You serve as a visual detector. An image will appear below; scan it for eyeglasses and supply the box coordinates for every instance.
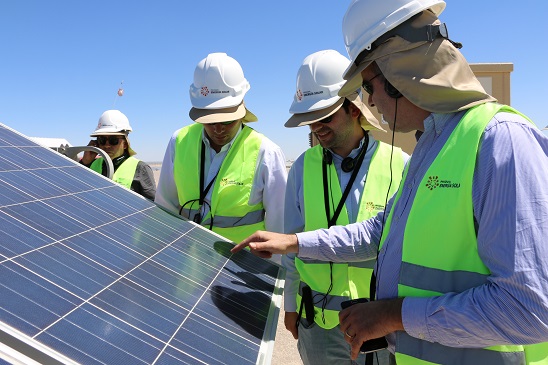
[210,120,237,126]
[97,136,123,146]
[362,73,383,95]
[318,115,333,124]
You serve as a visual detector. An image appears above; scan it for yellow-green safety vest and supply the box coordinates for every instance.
[90,156,139,189]
[380,103,547,365]
[296,141,404,329]
[173,123,265,243]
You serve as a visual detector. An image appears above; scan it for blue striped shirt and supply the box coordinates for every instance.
[296,110,548,351]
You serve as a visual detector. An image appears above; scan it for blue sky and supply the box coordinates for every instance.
[1,1,547,162]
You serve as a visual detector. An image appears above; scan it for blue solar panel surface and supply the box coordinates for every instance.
[0,124,283,364]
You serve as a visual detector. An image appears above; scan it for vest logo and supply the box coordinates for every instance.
[201,86,209,96]
[426,175,461,190]
[220,178,243,187]
[365,201,385,212]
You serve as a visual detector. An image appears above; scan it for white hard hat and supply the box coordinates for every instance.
[289,50,350,115]
[286,50,382,131]
[189,52,251,109]
[343,0,446,65]
[90,110,132,136]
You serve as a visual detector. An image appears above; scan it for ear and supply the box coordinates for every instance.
[349,102,361,119]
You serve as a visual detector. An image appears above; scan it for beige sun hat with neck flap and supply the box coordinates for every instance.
[339,10,496,113]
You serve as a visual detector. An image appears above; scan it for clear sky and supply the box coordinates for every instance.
[1,1,547,163]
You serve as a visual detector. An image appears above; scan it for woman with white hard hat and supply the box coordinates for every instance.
[155,52,287,245]
[81,110,156,200]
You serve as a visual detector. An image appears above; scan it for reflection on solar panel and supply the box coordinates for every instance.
[0,124,284,365]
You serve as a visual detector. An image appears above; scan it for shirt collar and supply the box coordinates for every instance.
[423,112,458,135]
[112,152,129,168]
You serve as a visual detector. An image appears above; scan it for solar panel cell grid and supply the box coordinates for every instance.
[0,124,283,364]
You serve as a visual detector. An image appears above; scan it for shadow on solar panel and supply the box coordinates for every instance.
[0,124,284,365]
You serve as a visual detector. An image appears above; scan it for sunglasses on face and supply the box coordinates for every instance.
[318,115,333,124]
[362,73,383,95]
[97,136,123,146]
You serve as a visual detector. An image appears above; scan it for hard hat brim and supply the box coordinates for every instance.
[339,61,372,97]
[285,93,385,132]
[189,102,258,124]
[90,130,128,137]
[285,98,344,128]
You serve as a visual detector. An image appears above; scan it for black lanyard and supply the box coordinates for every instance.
[322,134,369,228]
[199,141,221,204]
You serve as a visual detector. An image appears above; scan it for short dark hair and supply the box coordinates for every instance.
[342,97,352,113]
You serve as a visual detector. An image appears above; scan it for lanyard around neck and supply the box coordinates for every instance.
[199,142,220,205]
[322,134,369,227]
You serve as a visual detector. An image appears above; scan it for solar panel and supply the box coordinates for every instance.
[0,124,284,365]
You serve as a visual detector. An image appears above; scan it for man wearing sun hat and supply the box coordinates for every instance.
[81,109,156,200]
[155,52,287,244]
[281,49,408,365]
[231,1,548,364]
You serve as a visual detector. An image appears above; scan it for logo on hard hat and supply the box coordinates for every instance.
[201,86,210,97]
[296,89,303,101]
[303,90,324,97]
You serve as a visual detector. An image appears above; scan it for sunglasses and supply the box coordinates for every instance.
[362,73,383,95]
[97,136,123,146]
[318,115,333,124]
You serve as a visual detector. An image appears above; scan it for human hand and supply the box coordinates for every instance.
[81,140,98,165]
[284,311,299,339]
[230,231,299,258]
[339,298,404,360]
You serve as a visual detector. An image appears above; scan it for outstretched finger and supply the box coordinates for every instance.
[230,240,250,254]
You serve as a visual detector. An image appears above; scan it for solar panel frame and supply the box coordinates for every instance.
[0,123,284,365]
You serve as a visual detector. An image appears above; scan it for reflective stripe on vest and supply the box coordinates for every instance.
[173,123,265,243]
[180,208,264,228]
[381,103,536,364]
[296,141,404,329]
[90,156,139,189]
[396,333,527,365]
